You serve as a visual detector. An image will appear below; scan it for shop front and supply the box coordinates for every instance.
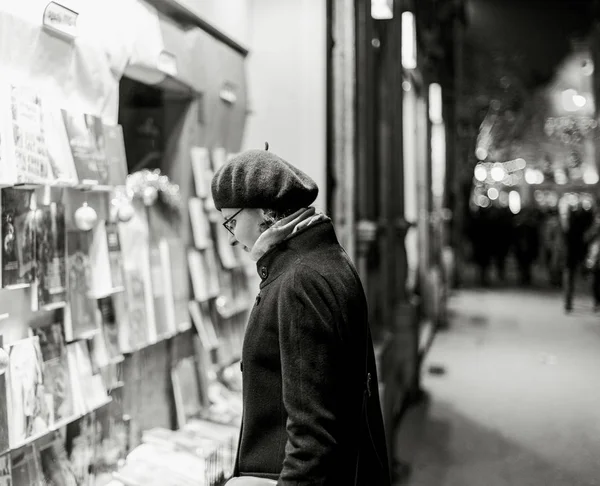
[0,0,253,483]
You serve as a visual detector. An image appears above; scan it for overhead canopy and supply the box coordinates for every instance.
[119,0,201,96]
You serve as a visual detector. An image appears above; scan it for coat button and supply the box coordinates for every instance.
[260,266,268,279]
[240,361,243,372]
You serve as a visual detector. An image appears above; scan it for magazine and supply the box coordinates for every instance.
[190,147,211,198]
[0,453,11,486]
[118,206,156,347]
[105,223,124,290]
[189,198,211,250]
[61,110,107,185]
[6,337,50,448]
[88,220,113,298]
[30,317,75,426]
[66,414,96,486]
[1,188,35,288]
[10,445,42,486]
[167,239,191,332]
[34,201,67,309]
[171,357,203,429]
[103,124,128,187]
[38,433,78,486]
[6,84,52,184]
[0,337,8,455]
[65,231,98,341]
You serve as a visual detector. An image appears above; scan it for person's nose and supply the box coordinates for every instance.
[228,233,238,246]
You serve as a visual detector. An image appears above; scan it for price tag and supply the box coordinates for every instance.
[42,2,78,40]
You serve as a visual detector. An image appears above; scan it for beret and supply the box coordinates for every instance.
[211,149,318,211]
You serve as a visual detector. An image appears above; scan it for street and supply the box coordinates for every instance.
[395,288,600,486]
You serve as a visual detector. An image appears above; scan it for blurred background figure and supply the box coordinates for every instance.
[584,206,600,311]
[513,206,541,286]
[560,200,594,312]
[540,208,564,287]
[488,204,513,283]
[467,207,494,286]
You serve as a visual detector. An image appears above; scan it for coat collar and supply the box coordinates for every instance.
[255,219,339,287]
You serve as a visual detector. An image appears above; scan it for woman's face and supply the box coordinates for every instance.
[221,208,263,252]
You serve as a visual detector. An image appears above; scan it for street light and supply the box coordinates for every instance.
[402,11,417,69]
[429,83,443,124]
[371,0,393,19]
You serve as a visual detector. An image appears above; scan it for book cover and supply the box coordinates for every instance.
[118,207,157,346]
[8,84,52,184]
[171,357,203,429]
[103,124,129,187]
[214,221,238,269]
[65,413,96,486]
[0,453,11,486]
[94,390,128,486]
[34,202,67,309]
[190,147,211,198]
[10,445,42,486]
[111,290,137,355]
[38,434,78,486]
[70,341,109,413]
[121,264,152,351]
[65,231,98,342]
[204,247,221,299]
[89,313,111,375]
[61,110,106,185]
[211,147,226,172]
[1,188,35,288]
[189,301,219,353]
[105,223,124,290]
[168,239,191,332]
[158,240,177,338]
[42,98,79,184]
[188,198,211,250]
[188,249,210,302]
[98,296,124,363]
[149,241,174,340]
[88,220,113,298]
[6,337,51,448]
[30,318,75,426]
[0,338,7,456]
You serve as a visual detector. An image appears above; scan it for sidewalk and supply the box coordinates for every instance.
[393,288,600,486]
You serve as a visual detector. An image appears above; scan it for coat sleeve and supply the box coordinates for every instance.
[277,265,343,486]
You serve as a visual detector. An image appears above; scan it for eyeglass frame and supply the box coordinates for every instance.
[222,208,244,235]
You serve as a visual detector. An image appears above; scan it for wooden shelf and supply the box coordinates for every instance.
[10,398,113,452]
[90,286,126,300]
[8,182,115,193]
[39,301,67,312]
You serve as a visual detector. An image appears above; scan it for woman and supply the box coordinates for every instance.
[211,148,390,486]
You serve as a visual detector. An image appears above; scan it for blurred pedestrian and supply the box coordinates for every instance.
[540,208,563,287]
[560,202,593,312]
[584,209,600,311]
[513,207,540,286]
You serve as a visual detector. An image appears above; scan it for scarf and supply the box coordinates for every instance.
[249,207,329,261]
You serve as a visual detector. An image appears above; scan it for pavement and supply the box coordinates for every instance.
[393,287,600,486]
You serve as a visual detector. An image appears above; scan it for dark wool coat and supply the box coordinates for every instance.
[234,220,391,486]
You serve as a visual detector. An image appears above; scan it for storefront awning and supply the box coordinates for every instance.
[122,0,201,96]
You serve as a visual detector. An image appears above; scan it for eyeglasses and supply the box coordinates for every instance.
[222,208,244,236]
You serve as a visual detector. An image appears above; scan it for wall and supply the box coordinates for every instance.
[242,0,328,211]
[169,0,251,48]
